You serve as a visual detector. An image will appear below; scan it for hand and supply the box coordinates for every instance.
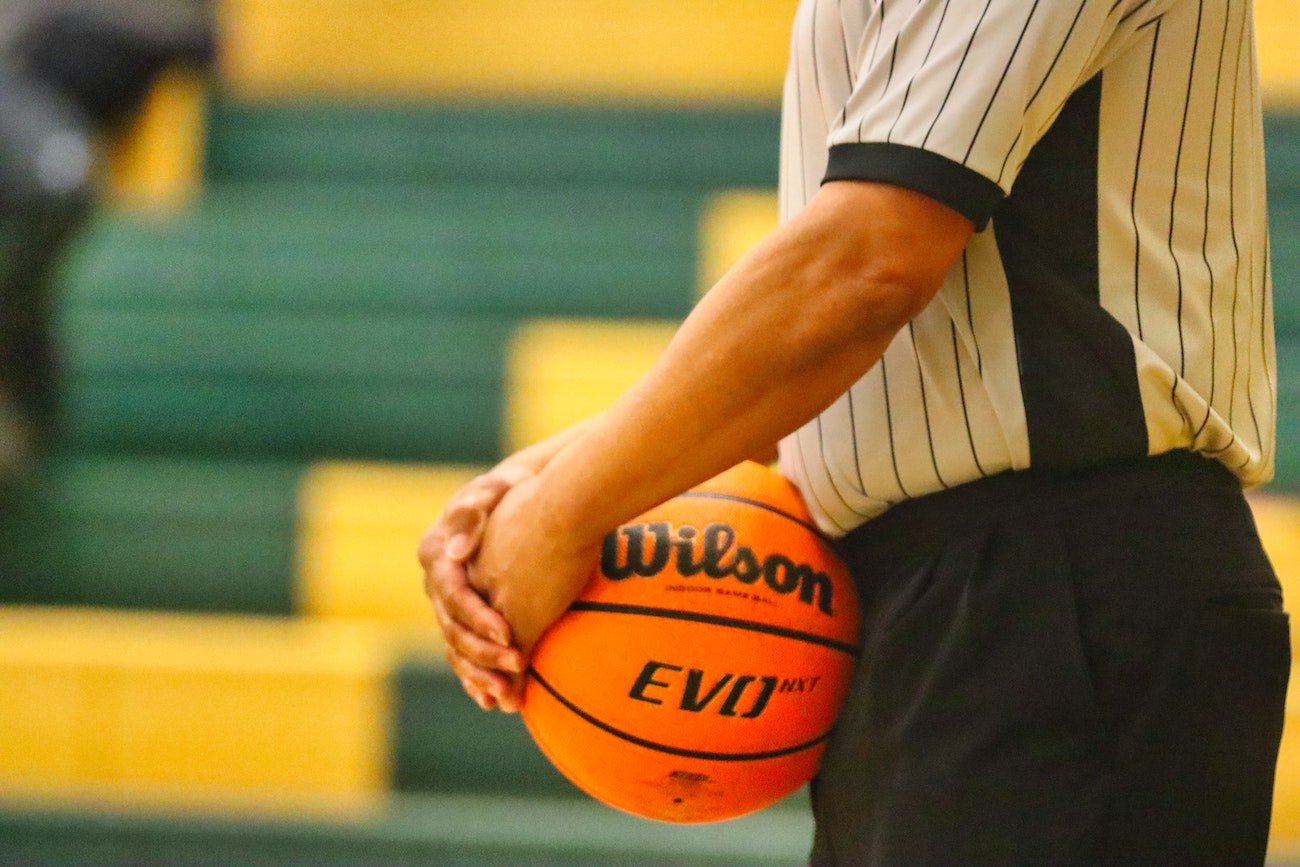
[468,475,605,710]
[418,464,534,711]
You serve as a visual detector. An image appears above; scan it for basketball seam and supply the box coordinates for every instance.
[676,491,823,536]
[567,601,860,657]
[527,667,833,762]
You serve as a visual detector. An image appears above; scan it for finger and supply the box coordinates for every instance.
[460,672,495,711]
[442,517,485,562]
[421,466,531,558]
[495,673,526,714]
[415,523,448,572]
[424,552,512,642]
[448,656,495,710]
[441,469,534,561]
[446,650,506,711]
[433,558,514,646]
[442,475,514,531]
[435,593,522,710]
[421,538,462,602]
[447,645,517,707]
[441,614,524,674]
[444,481,521,555]
[415,482,503,570]
[422,520,479,568]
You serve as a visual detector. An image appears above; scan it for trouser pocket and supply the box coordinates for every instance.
[1105,584,1291,867]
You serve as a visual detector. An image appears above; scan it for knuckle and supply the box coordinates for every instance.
[443,511,485,542]
[441,618,473,651]
[471,475,510,501]
[441,625,465,657]
[454,495,493,521]
[482,471,517,492]
[461,637,500,671]
[441,505,473,528]
[442,587,483,625]
[416,524,449,564]
[416,538,437,569]
[447,658,481,695]
[450,476,492,505]
[428,594,451,628]
[432,560,469,594]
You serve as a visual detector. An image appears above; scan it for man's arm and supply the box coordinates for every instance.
[420,410,780,709]
[464,179,973,709]
[417,415,607,708]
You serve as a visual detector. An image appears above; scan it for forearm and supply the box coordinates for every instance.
[533,287,896,545]
[498,415,602,476]
[503,413,777,477]
[528,182,971,548]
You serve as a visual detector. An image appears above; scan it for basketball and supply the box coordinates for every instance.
[520,461,861,824]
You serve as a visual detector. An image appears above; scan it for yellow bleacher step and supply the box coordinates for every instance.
[108,69,207,211]
[1274,673,1300,840]
[1263,492,1300,844]
[1250,493,1300,643]
[698,190,780,298]
[217,0,1296,106]
[295,472,1300,637]
[0,607,434,805]
[505,319,677,452]
[219,0,796,103]
[296,318,680,629]
[1255,0,1300,106]
[298,462,481,628]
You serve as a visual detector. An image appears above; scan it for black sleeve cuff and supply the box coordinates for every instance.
[823,143,1005,230]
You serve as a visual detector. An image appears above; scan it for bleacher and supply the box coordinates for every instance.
[0,0,1297,863]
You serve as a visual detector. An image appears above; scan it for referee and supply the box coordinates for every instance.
[420,0,1290,862]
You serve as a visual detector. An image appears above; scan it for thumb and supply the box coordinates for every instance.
[488,463,536,488]
[445,532,474,561]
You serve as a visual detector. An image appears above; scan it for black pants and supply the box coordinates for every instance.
[812,451,1292,866]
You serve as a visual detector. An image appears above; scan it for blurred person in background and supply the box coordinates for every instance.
[0,0,214,486]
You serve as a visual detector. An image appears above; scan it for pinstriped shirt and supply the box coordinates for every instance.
[776,0,1277,536]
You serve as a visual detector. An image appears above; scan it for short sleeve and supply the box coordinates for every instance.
[824,0,1164,229]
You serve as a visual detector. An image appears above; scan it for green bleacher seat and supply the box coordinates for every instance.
[0,794,814,867]
[1266,112,1300,194]
[1278,340,1300,488]
[58,310,509,460]
[1265,112,1299,342]
[60,186,700,319]
[1272,196,1300,337]
[392,661,577,798]
[205,101,780,192]
[0,457,298,614]
[61,379,501,461]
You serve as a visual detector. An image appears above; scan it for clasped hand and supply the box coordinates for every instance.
[418,466,602,712]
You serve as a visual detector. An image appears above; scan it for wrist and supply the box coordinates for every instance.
[529,460,614,557]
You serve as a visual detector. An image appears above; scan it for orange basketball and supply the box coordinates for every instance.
[521,461,861,824]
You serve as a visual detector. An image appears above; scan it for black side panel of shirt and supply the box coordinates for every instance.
[994,73,1150,469]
